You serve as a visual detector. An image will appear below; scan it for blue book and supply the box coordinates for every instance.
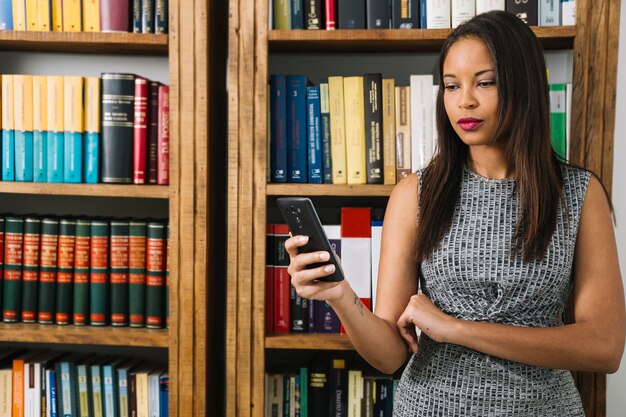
[159,374,169,417]
[0,0,12,29]
[286,75,308,183]
[290,0,303,28]
[63,131,82,183]
[306,86,322,184]
[91,363,105,417]
[319,82,332,184]
[117,363,130,417]
[103,363,119,417]
[269,75,287,183]
[2,129,14,180]
[84,132,99,183]
[420,0,427,28]
[49,369,58,417]
[47,132,64,182]
[33,130,47,182]
[15,131,33,181]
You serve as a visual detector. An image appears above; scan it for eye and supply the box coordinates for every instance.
[477,80,496,88]
[444,84,459,91]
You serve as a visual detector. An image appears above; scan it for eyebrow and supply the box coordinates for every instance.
[443,69,495,79]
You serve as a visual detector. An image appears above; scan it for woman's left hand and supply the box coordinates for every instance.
[397,293,460,352]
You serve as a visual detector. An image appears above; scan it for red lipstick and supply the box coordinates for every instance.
[458,117,484,131]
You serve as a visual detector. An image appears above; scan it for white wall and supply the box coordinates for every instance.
[607,1,626,415]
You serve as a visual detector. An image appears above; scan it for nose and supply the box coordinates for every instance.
[458,88,478,109]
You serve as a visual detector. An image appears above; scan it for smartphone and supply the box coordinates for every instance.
[276,197,345,282]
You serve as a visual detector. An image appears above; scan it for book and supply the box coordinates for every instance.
[426,0,451,28]
[273,224,290,333]
[382,79,396,185]
[392,0,420,28]
[286,75,308,183]
[37,218,59,324]
[328,358,347,417]
[157,85,170,185]
[0,0,13,29]
[539,0,560,25]
[308,355,328,417]
[101,73,135,183]
[289,283,308,333]
[83,0,100,31]
[90,220,110,326]
[102,361,119,417]
[566,82,572,161]
[20,217,40,323]
[63,76,84,183]
[343,76,366,185]
[24,0,36,30]
[324,0,336,29]
[269,75,288,183]
[100,0,130,32]
[347,369,362,417]
[265,224,274,333]
[147,81,160,184]
[341,208,372,310]
[72,219,91,325]
[1,75,14,181]
[129,221,147,327]
[363,73,383,184]
[306,86,323,184]
[475,0,505,14]
[3,217,24,323]
[91,360,105,417]
[561,0,575,25]
[148,369,162,417]
[318,82,332,184]
[410,74,434,171]
[55,225,76,323]
[46,75,64,183]
[451,0,475,27]
[337,0,365,29]
[146,222,166,329]
[75,359,91,417]
[314,225,341,333]
[395,85,411,179]
[328,76,347,184]
[273,0,290,29]
[14,74,34,182]
[133,77,149,184]
[110,221,130,326]
[51,0,62,31]
[84,77,101,184]
[155,0,167,33]
[12,0,26,30]
[361,377,375,417]
[371,220,382,312]
[132,0,141,32]
[366,0,390,28]
[549,83,567,161]
[62,0,81,31]
[304,0,322,29]
[0,218,4,314]
[505,0,538,25]
[265,374,283,417]
[290,0,303,28]
[142,0,155,33]
[374,378,393,417]
[33,75,47,182]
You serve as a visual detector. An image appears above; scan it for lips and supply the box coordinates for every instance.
[457,117,484,131]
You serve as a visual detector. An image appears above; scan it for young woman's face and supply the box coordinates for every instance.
[442,37,500,147]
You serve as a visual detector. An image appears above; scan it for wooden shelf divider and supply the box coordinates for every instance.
[265,334,354,350]
[266,183,395,197]
[0,182,170,199]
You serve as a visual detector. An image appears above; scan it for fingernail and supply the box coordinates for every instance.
[299,236,308,243]
[324,265,335,273]
[319,252,329,261]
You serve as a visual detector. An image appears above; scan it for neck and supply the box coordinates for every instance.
[466,146,513,179]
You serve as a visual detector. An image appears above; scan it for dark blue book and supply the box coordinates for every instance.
[306,86,322,184]
[337,0,365,29]
[420,0,426,29]
[155,0,168,33]
[319,83,332,184]
[392,0,420,28]
[286,75,308,183]
[367,0,391,28]
[290,0,304,28]
[270,75,288,183]
[159,374,169,417]
[315,225,341,332]
[374,378,394,417]
[0,0,13,29]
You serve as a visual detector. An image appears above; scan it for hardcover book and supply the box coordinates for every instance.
[505,0,538,25]
[549,83,567,161]
[155,0,167,33]
[51,0,62,31]
[90,220,110,326]
[273,224,290,333]
[270,75,288,183]
[133,77,149,184]
[46,75,64,183]
[132,0,141,32]
[341,208,372,309]
[83,0,100,31]
[147,81,160,184]
[539,0,560,26]
[286,75,308,183]
[319,82,332,183]
[0,0,13,29]
[410,74,434,171]
[475,0,505,14]
[63,76,84,183]
[1,74,15,181]
[382,79,396,185]
[324,0,336,28]
[392,0,420,28]
[142,0,155,33]
[84,77,101,184]
[56,219,77,325]
[73,219,91,325]
[273,0,290,29]
[110,221,130,326]
[395,85,411,179]
[3,217,24,322]
[366,0,390,28]
[304,0,322,29]
[33,75,47,182]
[37,0,52,30]
[100,0,130,32]
[62,0,82,31]
[363,73,383,184]
[306,85,323,184]
[561,0,575,25]
[146,222,166,328]
[343,76,366,185]
[20,217,40,323]
[328,76,347,184]
[451,0,475,28]
[129,221,147,327]
[426,0,451,28]
[337,0,365,29]
[157,85,170,185]
[13,74,34,182]
[290,0,303,28]
[37,218,59,324]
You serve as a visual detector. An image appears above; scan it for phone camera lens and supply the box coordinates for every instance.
[289,205,297,214]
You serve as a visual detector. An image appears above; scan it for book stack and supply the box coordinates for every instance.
[0,0,168,33]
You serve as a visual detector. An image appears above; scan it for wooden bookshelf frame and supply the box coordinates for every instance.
[0,182,170,199]
[228,0,621,416]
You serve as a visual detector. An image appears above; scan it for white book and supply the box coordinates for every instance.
[475,0,505,15]
[24,362,41,417]
[432,85,439,156]
[451,0,475,27]
[148,370,161,417]
[328,76,347,184]
[539,0,560,26]
[370,221,382,312]
[410,75,435,171]
[347,370,363,417]
[561,0,576,25]
[0,369,12,417]
[566,83,572,161]
[426,0,451,28]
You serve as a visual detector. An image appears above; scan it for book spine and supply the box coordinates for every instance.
[166,223,170,327]
[324,0,335,29]
[12,359,25,417]
[306,86,322,184]
[475,0,505,14]
[110,221,130,326]
[33,75,47,182]
[290,0,303,28]
[136,372,149,417]
[133,78,149,184]
[76,364,90,417]
[63,76,84,183]
[265,224,274,333]
[12,0,26,30]
[304,0,322,29]
[21,217,40,323]
[273,0,290,30]
[366,0,390,28]
[46,76,64,183]
[0,218,4,314]
[157,85,170,185]
[343,76,366,185]
[3,216,24,322]
[451,0,475,27]
[328,76,346,184]
[37,218,59,324]
[539,0,560,25]
[421,0,427,27]
[341,208,372,309]
[289,282,306,332]
[363,74,383,184]
[132,0,141,32]
[102,365,117,417]
[146,222,165,328]
[117,367,129,417]
[382,79,396,185]
[370,220,383,311]
[1,74,14,181]
[410,75,434,171]
[347,370,362,417]
[24,0,36,30]
[155,0,167,33]
[505,0,538,25]
[91,365,104,417]
[550,83,567,161]
[337,0,365,28]
[286,75,308,183]
[129,221,147,327]
[392,0,420,28]
[129,373,136,417]
[49,369,58,417]
[561,0,576,25]
[82,0,100,31]
[90,220,110,326]
[14,74,34,182]
[62,0,81,31]
[395,86,411,179]
[56,219,77,325]
[51,0,61,31]
[72,219,91,325]
[101,73,135,183]
[426,0,451,28]
[327,359,347,417]
[142,0,155,33]
[269,75,288,183]
[272,224,290,333]
[316,225,341,333]
[100,0,130,32]
[146,82,160,184]
[84,77,101,184]
[0,0,13,29]
[158,375,168,417]
[319,82,332,184]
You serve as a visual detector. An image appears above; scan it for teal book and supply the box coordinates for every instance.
[33,75,49,182]
[14,75,34,182]
[63,76,84,183]
[15,130,34,181]
[1,74,15,181]
[63,130,83,183]
[33,130,47,182]
[549,83,567,161]
[103,362,119,417]
[84,77,101,184]
[47,131,64,182]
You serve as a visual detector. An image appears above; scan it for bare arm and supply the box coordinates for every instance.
[398,175,626,373]
[287,175,421,374]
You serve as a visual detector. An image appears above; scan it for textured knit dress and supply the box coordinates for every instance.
[393,165,590,416]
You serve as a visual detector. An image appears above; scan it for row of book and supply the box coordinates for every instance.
[0,349,168,417]
[0,73,170,185]
[0,216,169,328]
[269,73,571,185]
[0,0,168,34]
[265,356,398,417]
[271,0,576,30]
[266,208,380,334]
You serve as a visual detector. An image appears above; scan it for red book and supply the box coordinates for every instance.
[273,224,290,333]
[100,0,130,32]
[147,81,160,184]
[265,224,275,333]
[157,85,170,185]
[325,0,336,29]
[133,77,149,184]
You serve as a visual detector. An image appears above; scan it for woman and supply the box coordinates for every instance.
[285,11,625,415]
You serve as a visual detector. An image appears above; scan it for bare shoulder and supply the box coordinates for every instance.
[384,173,420,234]
[388,173,419,208]
[581,174,612,219]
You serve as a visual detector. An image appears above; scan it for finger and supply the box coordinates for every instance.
[284,235,308,257]
[293,250,331,269]
[290,263,337,285]
[397,317,419,352]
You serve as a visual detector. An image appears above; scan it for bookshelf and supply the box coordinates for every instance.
[228,0,621,416]
[0,0,227,415]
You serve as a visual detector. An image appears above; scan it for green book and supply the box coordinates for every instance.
[56,219,77,325]
[3,216,24,323]
[549,83,567,161]
[145,222,166,329]
[273,0,291,29]
[37,218,59,324]
[21,217,41,323]
[299,366,308,417]
[73,219,91,325]
[129,221,147,327]
[90,220,110,326]
[110,221,130,326]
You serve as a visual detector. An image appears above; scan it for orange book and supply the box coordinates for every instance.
[12,357,25,417]
[51,0,62,31]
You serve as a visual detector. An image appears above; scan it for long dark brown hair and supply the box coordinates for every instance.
[416,11,563,263]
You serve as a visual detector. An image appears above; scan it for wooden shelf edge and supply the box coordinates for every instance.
[265,334,354,350]
[267,183,395,197]
[0,182,170,199]
[0,31,168,55]
[0,323,169,348]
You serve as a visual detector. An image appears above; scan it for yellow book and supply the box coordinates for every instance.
[82,0,99,31]
[343,76,366,185]
[46,76,64,133]
[12,0,26,31]
[37,0,51,30]
[136,371,149,417]
[382,78,396,185]
[62,0,81,31]
[25,0,37,31]
[64,76,83,133]
[395,85,411,179]
[84,77,100,134]
[13,75,33,133]
[2,75,13,131]
[51,0,62,31]
[33,76,47,132]
[327,76,347,184]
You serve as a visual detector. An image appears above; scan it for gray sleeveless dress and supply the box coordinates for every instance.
[393,165,589,416]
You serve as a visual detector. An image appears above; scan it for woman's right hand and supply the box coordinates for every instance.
[285,235,347,302]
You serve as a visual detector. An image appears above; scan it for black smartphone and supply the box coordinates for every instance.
[276,197,345,282]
